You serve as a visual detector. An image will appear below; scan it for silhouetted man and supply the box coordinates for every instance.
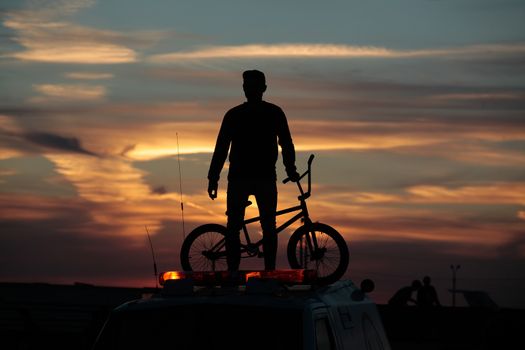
[417,275,441,307]
[388,280,422,306]
[207,70,299,271]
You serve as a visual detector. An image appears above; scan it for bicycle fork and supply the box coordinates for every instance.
[299,219,326,269]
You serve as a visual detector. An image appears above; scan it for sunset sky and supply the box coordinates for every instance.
[1,0,524,308]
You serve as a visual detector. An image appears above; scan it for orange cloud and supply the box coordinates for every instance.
[2,146,521,261]
[301,182,524,250]
[9,44,137,64]
[67,120,218,160]
[4,2,137,64]
[5,108,522,165]
[92,114,520,159]
[41,153,224,238]
[47,154,151,202]
[397,142,525,166]
[31,84,106,102]
[148,43,525,62]
[2,102,524,168]
[65,72,115,80]
[407,183,525,205]
[314,182,525,206]
[0,148,27,160]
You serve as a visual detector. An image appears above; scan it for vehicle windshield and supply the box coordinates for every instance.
[94,304,303,350]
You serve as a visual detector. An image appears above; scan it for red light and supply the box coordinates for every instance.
[246,269,317,284]
[159,269,317,286]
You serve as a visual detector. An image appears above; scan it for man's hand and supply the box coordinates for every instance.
[208,180,218,200]
[287,170,300,182]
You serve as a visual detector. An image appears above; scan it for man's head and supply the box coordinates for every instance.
[243,70,266,101]
[411,280,422,290]
[423,276,431,286]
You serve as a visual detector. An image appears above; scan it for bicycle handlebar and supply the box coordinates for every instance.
[282,154,315,185]
[308,154,315,166]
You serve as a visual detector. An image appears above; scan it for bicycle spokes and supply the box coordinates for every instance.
[309,233,341,277]
[187,231,227,271]
[287,223,349,284]
[298,236,309,269]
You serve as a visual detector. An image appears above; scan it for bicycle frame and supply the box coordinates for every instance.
[242,200,307,246]
[182,154,349,282]
[239,154,319,257]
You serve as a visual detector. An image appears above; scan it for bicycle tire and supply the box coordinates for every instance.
[180,224,228,272]
[287,222,349,285]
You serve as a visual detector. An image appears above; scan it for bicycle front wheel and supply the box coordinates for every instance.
[287,222,349,285]
[180,224,228,271]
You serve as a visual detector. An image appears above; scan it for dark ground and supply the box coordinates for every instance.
[378,304,524,349]
[1,282,523,349]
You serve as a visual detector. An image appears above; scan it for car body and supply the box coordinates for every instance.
[92,272,391,350]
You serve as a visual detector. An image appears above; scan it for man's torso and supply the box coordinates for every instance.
[226,101,284,181]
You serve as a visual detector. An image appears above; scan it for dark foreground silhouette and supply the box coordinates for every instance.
[388,280,422,306]
[1,282,524,350]
[418,275,441,307]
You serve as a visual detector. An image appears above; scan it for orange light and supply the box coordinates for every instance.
[245,271,262,281]
[159,271,185,285]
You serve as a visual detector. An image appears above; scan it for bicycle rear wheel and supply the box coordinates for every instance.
[180,224,228,271]
[287,222,349,285]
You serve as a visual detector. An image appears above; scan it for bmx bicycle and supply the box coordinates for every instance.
[180,154,349,284]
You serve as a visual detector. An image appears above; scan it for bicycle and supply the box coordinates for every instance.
[180,154,349,284]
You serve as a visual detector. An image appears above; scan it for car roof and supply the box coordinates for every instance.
[111,280,374,313]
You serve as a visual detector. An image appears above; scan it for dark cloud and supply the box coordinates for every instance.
[497,230,525,259]
[277,77,525,115]
[2,116,99,157]
[119,144,136,158]
[0,105,94,117]
[24,132,97,156]
[151,185,168,195]
[0,218,153,284]
[0,213,191,287]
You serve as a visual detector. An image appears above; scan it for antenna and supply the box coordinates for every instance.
[176,132,186,240]
[145,225,159,289]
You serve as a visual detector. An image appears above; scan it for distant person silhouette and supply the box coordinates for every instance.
[388,280,422,306]
[208,70,299,271]
[417,275,441,307]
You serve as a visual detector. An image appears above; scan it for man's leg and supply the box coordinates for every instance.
[254,181,278,270]
[226,180,249,271]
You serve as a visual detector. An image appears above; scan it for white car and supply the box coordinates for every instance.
[92,270,391,350]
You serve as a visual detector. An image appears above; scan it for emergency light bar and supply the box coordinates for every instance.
[159,269,317,286]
